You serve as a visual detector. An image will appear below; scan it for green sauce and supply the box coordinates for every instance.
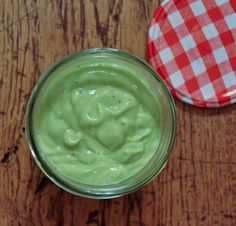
[32,53,162,185]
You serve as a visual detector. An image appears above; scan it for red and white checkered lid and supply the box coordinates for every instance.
[147,0,236,107]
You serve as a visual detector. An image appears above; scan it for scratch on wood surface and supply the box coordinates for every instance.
[35,177,49,194]
[0,137,21,164]
[0,0,54,33]
[91,0,123,46]
[86,209,99,225]
[176,157,236,166]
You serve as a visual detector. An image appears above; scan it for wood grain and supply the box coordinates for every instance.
[0,0,236,225]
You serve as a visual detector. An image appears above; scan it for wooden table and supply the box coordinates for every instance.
[1,0,236,225]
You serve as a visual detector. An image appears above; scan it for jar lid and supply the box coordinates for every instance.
[147,0,236,107]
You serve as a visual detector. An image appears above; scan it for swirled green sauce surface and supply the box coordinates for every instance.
[32,53,162,185]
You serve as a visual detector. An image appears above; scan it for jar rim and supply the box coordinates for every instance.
[25,48,177,199]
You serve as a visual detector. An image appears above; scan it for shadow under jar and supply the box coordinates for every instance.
[25,48,176,199]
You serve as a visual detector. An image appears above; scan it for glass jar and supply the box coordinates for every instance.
[25,48,176,199]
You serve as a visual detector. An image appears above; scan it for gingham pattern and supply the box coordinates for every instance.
[148,0,236,107]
